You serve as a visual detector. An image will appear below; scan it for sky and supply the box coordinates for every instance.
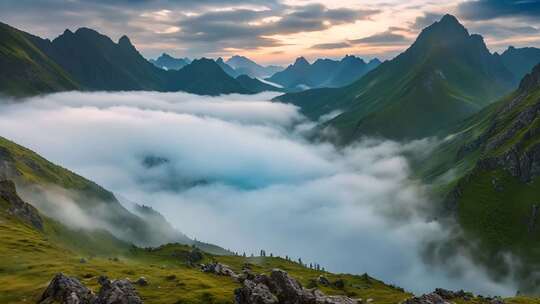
[1,0,540,65]
[0,91,522,296]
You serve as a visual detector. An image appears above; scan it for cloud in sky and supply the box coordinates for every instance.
[1,0,539,64]
[0,91,522,296]
[458,0,540,21]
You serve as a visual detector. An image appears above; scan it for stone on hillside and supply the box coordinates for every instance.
[38,273,96,304]
[235,279,279,304]
[202,262,238,279]
[318,275,330,286]
[234,269,357,304]
[135,277,149,286]
[96,276,143,304]
[403,293,450,304]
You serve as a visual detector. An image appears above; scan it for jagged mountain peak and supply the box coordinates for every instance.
[118,35,132,46]
[294,56,310,66]
[414,14,470,48]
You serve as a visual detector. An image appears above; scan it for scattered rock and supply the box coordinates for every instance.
[39,273,143,304]
[80,258,88,264]
[135,277,149,286]
[235,269,357,304]
[235,279,279,304]
[403,293,450,304]
[318,275,330,286]
[96,276,143,304]
[202,262,238,279]
[38,273,96,304]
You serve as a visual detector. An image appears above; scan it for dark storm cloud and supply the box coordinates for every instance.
[458,0,540,20]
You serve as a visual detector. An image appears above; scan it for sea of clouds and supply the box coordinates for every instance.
[0,91,517,296]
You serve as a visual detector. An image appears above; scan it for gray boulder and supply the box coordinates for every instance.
[202,262,239,279]
[95,276,143,304]
[38,273,96,304]
[235,269,356,304]
[403,293,450,304]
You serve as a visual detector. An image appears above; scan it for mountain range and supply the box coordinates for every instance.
[276,15,540,142]
[150,53,191,70]
[0,22,268,96]
[267,55,381,90]
[226,55,283,78]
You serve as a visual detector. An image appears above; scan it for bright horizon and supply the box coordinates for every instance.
[1,0,540,65]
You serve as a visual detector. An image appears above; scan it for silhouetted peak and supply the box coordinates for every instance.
[118,35,133,47]
[294,57,310,66]
[439,14,461,27]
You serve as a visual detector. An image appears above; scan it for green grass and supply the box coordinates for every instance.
[0,206,410,304]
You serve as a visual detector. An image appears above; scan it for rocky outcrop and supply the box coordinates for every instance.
[403,293,450,304]
[38,273,143,304]
[96,276,143,304]
[202,262,239,279]
[38,273,96,304]
[235,269,357,304]
[0,180,43,230]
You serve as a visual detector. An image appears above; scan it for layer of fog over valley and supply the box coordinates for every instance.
[0,91,517,296]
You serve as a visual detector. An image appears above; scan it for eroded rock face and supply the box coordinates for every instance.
[235,269,357,304]
[0,180,43,230]
[39,274,143,304]
[38,273,96,304]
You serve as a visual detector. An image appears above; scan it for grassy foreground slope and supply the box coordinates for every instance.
[0,187,409,304]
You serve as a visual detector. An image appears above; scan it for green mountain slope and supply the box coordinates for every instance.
[0,22,79,96]
[0,135,193,247]
[415,63,540,293]
[0,22,252,96]
[276,15,516,141]
[0,163,409,304]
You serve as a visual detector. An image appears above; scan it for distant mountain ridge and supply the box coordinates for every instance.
[0,23,253,96]
[276,14,527,142]
[267,55,380,90]
[150,53,190,70]
[225,55,283,78]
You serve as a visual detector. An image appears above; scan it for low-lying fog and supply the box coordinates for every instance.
[0,91,516,296]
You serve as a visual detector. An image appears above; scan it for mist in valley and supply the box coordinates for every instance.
[0,91,519,296]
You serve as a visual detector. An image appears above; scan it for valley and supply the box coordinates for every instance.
[1,3,540,304]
